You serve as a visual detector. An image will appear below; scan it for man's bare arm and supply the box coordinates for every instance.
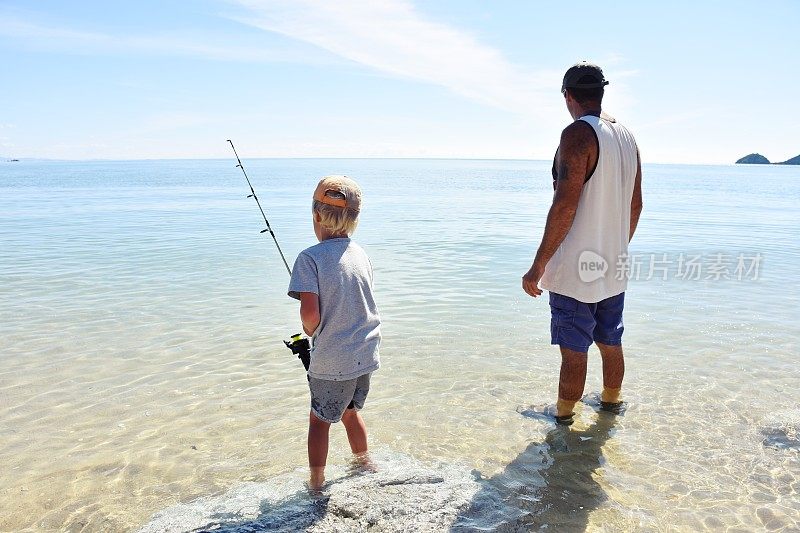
[522,122,596,297]
[629,149,643,242]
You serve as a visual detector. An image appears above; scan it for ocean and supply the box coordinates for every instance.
[1,158,798,531]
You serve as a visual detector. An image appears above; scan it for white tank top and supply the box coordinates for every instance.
[539,114,639,303]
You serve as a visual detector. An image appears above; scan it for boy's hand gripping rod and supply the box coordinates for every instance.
[227,139,311,371]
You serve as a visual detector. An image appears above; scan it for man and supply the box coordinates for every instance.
[522,62,643,425]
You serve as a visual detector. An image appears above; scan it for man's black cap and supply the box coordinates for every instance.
[562,61,609,91]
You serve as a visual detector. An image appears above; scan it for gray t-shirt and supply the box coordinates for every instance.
[288,238,381,381]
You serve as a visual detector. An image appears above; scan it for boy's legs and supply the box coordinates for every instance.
[306,373,372,488]
[342,372,371,456]
[341,408,368,455]
[308,411,330,490]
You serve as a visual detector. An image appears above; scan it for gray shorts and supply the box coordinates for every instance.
[309,373,371,423]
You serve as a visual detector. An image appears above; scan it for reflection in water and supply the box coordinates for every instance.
[455,411,617,532]
[761,422,800,451]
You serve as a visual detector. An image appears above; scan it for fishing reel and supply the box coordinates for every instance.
[284,333,311,372]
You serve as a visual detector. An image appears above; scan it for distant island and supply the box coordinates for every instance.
[736,153,800,165]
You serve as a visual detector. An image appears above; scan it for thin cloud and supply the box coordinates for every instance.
[0,13,333,64]
[1,3,565,119]
[229,0,557,117]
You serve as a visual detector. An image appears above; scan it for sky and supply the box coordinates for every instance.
[0,0,798,164]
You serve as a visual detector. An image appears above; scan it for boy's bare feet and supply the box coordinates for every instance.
[352,451,377,473]
[309,467,325,492]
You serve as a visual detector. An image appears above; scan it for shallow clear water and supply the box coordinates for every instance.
[1,158,798,531]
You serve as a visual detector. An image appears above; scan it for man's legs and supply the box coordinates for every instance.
[557,346,588,418]
[593,293,626,407]
[596,341,624,404]
[549,292,593,422]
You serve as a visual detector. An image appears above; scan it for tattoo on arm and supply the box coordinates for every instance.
[535,123,596,266]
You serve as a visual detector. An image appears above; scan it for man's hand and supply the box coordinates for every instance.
[522,260,546,298]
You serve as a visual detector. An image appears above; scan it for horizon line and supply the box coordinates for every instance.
[1,156,754,166]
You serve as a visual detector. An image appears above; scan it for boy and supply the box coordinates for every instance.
[287,175,381,491]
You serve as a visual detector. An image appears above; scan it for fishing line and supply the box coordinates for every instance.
[227,139,311,372]
[227,139,292,276]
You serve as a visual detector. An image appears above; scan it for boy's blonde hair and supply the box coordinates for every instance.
[312,175,362,236]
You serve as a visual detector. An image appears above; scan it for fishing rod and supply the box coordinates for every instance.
[227,139,292,276]
[227,139,310,372]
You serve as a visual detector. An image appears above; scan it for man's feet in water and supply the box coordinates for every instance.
[555,398,577,425]
[517,403,576,426]
[599,401,625,415]
[581,392,627,415]
[554,413,575,426]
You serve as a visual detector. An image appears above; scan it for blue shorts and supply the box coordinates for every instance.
[549,292,625,353]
